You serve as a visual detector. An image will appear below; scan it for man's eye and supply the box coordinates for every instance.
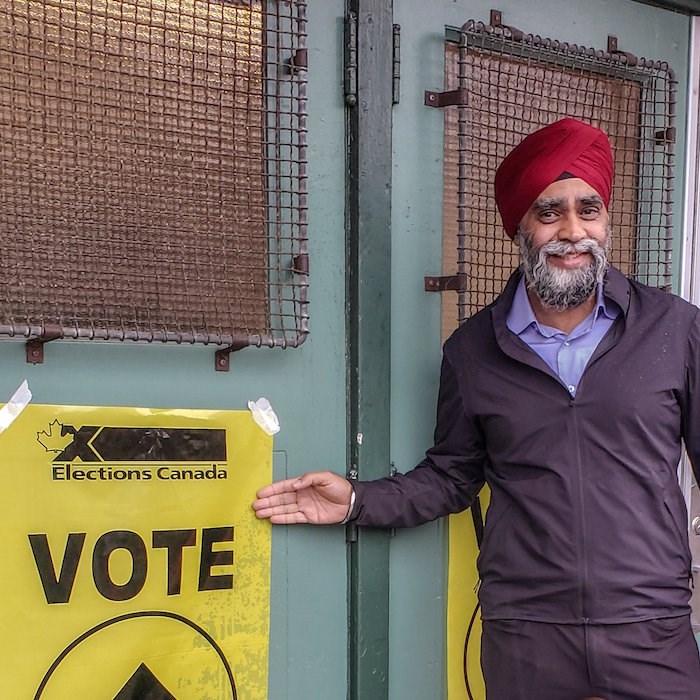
[581,207,600,218]
[540,210,557,221]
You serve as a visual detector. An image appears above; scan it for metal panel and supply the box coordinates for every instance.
[0,1,349,699]
[388,3,690,700]
[446,20,677,326]
[0,0,308,350]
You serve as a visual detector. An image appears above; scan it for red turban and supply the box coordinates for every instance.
[494,118,614,238]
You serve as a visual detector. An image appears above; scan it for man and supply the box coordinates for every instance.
[253,118,700,699]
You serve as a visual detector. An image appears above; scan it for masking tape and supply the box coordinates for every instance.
[248,397,280,436]
[0,380,32,434]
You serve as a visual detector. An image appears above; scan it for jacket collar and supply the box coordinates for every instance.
[600,265,631,317]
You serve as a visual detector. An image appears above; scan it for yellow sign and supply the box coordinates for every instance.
[0,404,272,699]
[447,491,489,700]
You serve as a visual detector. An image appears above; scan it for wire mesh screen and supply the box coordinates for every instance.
[441,21,675,336]
[0,0,308,348]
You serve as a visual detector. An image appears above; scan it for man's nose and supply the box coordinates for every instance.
[558,212,587,242]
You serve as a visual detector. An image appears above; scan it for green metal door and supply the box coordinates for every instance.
[0,1,350,698]
[0,1,692,699]
[386,1,691,699]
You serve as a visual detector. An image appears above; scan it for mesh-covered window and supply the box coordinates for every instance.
[0,0,307,349]
[441,21,675,339]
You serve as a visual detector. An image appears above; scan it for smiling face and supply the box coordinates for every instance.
[517,177,611,311]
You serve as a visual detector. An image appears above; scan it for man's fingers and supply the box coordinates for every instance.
[252,491,298,512]
[294,471,338,489]
[253,477,308,523]
[255,477,302,499]
[256,472,339,500]
[254,501,308,524]
[254,500,298,516]
[270,511,309,525]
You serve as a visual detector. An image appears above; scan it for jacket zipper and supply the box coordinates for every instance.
[570,394,590,622]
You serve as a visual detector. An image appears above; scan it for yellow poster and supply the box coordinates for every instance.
[0,404,272,700]
[447,492,489,700]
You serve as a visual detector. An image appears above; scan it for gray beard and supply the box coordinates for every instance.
[519,231,610,311]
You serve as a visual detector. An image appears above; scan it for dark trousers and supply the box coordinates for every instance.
[481,616,700,700]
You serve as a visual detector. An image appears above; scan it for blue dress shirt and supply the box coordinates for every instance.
[506,278,620,396]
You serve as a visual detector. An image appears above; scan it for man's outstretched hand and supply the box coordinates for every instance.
[252,471,353,525]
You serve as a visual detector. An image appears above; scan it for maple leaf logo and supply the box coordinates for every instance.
[37,419,73,454]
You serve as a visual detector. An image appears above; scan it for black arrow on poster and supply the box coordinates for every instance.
[114,663,177,699]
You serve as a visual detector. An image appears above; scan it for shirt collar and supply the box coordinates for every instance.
[506,277,618,337]
[507,277,538,335]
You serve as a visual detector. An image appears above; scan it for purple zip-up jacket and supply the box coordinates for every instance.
[351,267,700,624]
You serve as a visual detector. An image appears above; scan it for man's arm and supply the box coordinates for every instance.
[349,354,486,527]
[253,352,487,528]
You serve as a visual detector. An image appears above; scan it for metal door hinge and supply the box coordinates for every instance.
[344,12,358,107]
[424,274,468,292]
[392,24,401,105]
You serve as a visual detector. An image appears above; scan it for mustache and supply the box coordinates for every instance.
[537,238,603,257]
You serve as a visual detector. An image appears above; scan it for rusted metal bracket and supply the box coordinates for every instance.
[490,9,524,41]
[287,48,308,74]
[292,253,309,275]
[424,88,468,108]
[655,127,676,145]
[26,324,62,364]
[424,274,468,292]
[607,36,638,67]
[424,11,524,109]
[215,341,247,372]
